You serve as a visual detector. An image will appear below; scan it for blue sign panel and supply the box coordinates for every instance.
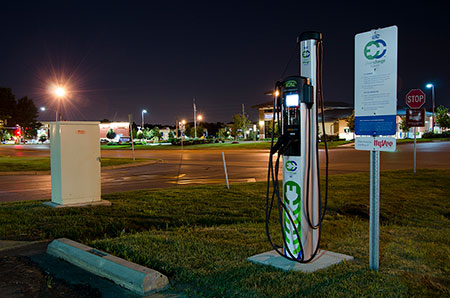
[355,115,396,136]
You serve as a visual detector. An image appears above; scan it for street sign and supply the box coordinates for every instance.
[354,25,398,136]
[406,108,425,127]
[406,89,426,109]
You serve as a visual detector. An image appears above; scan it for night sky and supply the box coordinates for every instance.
[1,1,448,125]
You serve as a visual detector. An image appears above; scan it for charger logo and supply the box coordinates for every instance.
[302,50,310,58]
[364,39,387,60]
[285,80,297,88]
[286,160,298,172]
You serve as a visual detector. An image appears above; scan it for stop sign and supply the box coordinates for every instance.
[406,89,426,109]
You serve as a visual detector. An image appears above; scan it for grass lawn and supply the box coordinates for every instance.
[101,140,353,151]
[396,137,450,144]
[0,169,448,297]
[0,156,150,172]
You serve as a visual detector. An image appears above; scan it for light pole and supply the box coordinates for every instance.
[141,109,147,129]
[54,87,65,121]
[40,106,56,121]
[193,98,197,138]
[426,83,435,132]
[180,119,186,149]
[197,114,203,137]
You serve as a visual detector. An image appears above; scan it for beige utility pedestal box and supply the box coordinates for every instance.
[46,121,110,208]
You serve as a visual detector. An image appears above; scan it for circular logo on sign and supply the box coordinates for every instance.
[286,160,298,172]
[302,50,310,58]
[364,39,387,60]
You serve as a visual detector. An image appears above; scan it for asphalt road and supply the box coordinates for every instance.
[1,142,450,202]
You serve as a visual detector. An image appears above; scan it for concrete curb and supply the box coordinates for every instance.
[0,170,51,176]
[43,200,112,208]
[47,238,169,296]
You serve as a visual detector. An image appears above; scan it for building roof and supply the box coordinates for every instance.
[318,108,353,122]
[252,100,353,112]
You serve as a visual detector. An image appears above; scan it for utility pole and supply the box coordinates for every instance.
[193,98,197,138]
[242,104,246,139]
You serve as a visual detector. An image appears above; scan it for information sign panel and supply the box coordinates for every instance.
[406,108,425,127]
[354,26,398,136]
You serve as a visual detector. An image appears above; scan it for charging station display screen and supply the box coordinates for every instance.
[285,94,299,107]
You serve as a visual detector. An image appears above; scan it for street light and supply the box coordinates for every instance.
[259,120,265,139]
[193,98,197,138]
[141,109,147,129]
[40,106,59,121]
[53,86,66,121]
[426,83,435,132]
[55,87,65,97]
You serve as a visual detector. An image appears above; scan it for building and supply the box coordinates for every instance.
[99,122,130,140]
[252,101,353,140]
[253,100,438,140]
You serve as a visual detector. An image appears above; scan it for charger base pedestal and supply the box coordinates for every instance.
[247,249,353,273]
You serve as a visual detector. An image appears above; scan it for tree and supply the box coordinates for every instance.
[345,110,355,132]
[0,89,40,138]
[106,128,116,139]
[0,130,12,142]
[435,106,450,130]
[149,127,161,141]
[231,113,251,139]
[399,116,410,134]
[0,87,16,126]
[143,127,162,141]
[39,134,47,143]
[168,130,175,141]
[12,96,40,138]
[136,130,144,139]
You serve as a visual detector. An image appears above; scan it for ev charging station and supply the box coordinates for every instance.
[248,32,353,271]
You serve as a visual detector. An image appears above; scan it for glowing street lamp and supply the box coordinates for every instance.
[426,83,435,131]
[141,109,147,129]
[54,86,66,121]
[55,87,65,97]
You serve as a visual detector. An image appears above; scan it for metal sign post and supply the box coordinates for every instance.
[369,150,380,270]
[413,127,416,173]
[354,25,398,270]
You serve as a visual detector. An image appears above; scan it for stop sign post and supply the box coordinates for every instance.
[406,89,426,109]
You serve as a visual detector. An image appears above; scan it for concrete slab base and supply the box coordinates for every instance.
[47,238,169,296]
[247,249,353,273]
[43,200,111,208]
